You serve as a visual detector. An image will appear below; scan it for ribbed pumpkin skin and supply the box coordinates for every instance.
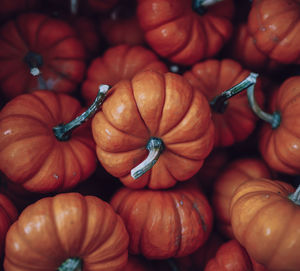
[212,158,271,238]
[137,0,234,65]
[259,76,300,175]
[0,90,96,193]
[230,179,299,271]
[82,44,168,104]
[0,194,18,258]
[183,59,264,147]
[110,181,213,259]
[4,193,129,271]
[0,13,86,100]
[92,70,215,189]
[247,0,300,64]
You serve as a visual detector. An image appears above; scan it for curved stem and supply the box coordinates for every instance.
[167,259,181,271]
[53,84,111,141]
[192,0,223,14]
[247,84,281,129]
[288,184,300,205]
[58,258,82,271]
[210,72,258,113]
[70,0,79,15]
[131,137,164,179]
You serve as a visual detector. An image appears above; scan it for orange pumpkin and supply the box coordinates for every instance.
[0,13,86,100]
[183,59,264,147]
[247,0,300,64]
[230,178,299,270]
[212,158,271,238]
[248,76,300,175]
[110,180,213,259]
[0,194,18,258]
[4,192,129,271]
[137,0,234,65]
[92,70,215,189]
[82,44,168,104]
[0,89,105,193]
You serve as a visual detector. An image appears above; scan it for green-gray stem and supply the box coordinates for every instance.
[247,84,281,129]
[210,72,258,113]
[192,0,223,14]
[53,84,111,141]
[167,259,181,271]
[131,137,164,179]
[288,184,300,205]
[70,0,79,15]
[58,258,82,271]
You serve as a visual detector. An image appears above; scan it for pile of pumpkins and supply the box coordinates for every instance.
[0,0,300,270]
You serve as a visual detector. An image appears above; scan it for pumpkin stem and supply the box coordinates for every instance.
[192,0,223,14]
[53,84,111,141]
[288,185,300,205]
[210,72,258,114]
[70,0,79,15]
[167,259,180,271]
[58,257,82,271]
[131,137,164,179]
[23,51,48,89]
[247,84,281,129]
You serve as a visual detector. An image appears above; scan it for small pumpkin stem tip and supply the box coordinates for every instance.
[193,0,223,14]
[70,0,79,15]
[131,137,164,179]
[288,184,300,205]
[53,84,111,141]
[58,257,82,271]
[210,72,258,113]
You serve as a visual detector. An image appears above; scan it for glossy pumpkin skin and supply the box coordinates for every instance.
[82,44,168,104]
[247,0,300,64]
[0,194,18,258]
[110,181,213,259]
[0,90,96,193]
[4,192,129,271]
[0,13,86,100]
[226,23,280,72]
[212,158,271,238]
[137,0,234,65]
[183,59,264,147]
[230,178,299,271]
[92,70,215,189]
[259,76,300,175]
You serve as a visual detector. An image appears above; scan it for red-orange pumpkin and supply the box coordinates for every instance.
[183,59,264,147]
[212,158,271,238]
[0,194,18,258]
[92,70,215,189]
[0,13,86,100]
[110,180,213,259]
[82,44,168,104]
[247,0,300,64]
[230,178,299,271]
[0,90,97,193]
[0,0,38,21]
[137,0,234,65]
[4,192,129,271]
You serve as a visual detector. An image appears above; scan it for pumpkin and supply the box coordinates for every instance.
[0,194,18,259]
[0,0,38,21]
[0,88,109,193]
[124,255,151,271]
[4,192,129,271]
[230,178,299,271]
[226,23,281,72]
[87,0,119,12]
[110,180,213,259]
[0,13,86,100]
[212,158,271,238]
[183,59,264,147]
[248,76,300,175]
[204,239,269,271]
[82,44,168,105]
[247,0,300,64]
[92,70,215,189]
[175,233,223,271]
[137,0,234,65]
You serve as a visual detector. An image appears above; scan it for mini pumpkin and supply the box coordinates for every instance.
[92,70,215,189]
[110,180,213,259]
[4,192,129,271]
